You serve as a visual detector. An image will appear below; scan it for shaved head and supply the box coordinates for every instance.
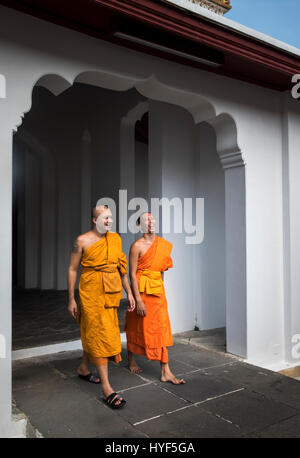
[137,212,151,226]
[92,204,108,220]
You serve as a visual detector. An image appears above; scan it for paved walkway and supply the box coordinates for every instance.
[12,338,300,438]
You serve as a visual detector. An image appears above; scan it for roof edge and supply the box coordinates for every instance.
[162,0,300,58]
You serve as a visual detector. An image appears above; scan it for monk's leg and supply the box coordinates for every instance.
[77,352,100,383]
[96,363,124,406]
[160,362,185,385]
[127,350,143,374]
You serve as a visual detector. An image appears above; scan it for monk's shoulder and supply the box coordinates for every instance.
[76,232,91,246]
[108,231,121,240]
[130,239,140,250]
[130,239,143,255]
[157,236,173,252]
[108,231,122,246]
[76,232,95,250]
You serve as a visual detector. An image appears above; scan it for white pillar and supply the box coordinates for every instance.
[196,122,226,330]
[207,114,247,358]
[224,164,247,357]
[149,101,196,333]
[282,95,300,364]
[81,129,92,234]
[148,101,163,205]
[24,147,40,288]
[40,147,56,290]
[13,139,26,288]
[120,101,149,254]
[0,126,13,437]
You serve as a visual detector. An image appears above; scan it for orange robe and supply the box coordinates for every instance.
[79,231,127,365]
[125,235,173,363]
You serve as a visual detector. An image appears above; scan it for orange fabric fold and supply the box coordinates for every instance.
[89,354,122,366]
[125,235,173,363]
[79,231,127,362]
[127,342,169,363]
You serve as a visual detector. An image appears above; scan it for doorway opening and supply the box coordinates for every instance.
[12,82,145,351]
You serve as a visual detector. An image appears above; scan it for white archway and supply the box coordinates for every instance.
[1,67,247,437]
[207,114,246,357]
[28,70,246,356]
[120,101,150,252]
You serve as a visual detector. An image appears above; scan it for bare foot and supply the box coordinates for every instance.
[128,363,143,374]
[161,372,186,385]
[128,352,143,374]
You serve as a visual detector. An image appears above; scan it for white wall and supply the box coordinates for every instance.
[282,95,300,365]
[196,122,226,330]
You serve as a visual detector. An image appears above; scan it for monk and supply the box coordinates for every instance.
[67,205,135,408]
[125,212,185,385]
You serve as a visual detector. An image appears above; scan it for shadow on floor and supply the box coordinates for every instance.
[12,289,127,350]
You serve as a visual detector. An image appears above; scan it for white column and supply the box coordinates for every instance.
[196,122,226,330]
[81,129,92,234]
[120,118,136,255]
[24,147,40,288]
[150,101,196,333]
[207,114,247,358]
[0,126,13,437]
[120,102,149,254]
[282,96,300,364]
[13,139,26,288]
[224,164,247,358]
[56,153,72,290]
[148,101,163,205]
[40,148,56,290]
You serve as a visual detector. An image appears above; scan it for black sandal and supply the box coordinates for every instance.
[104,392,126,409]
[78,373,100,384]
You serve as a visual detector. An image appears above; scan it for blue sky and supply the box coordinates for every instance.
[226,0,300,49]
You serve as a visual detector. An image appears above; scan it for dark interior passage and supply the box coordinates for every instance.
[12,83,145,350]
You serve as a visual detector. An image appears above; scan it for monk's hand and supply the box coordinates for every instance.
[68,299,78,320]
[127,294,136,312]
[136,299,147,317]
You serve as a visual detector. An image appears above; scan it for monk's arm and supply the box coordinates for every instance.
[129,244,146,317]
[67,237,83,319]
[121,273,135,312]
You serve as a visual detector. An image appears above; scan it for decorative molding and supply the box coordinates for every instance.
[218,149,245,169]
[206,113,245,169]
[122,101,149,124]
[190,0,231,15]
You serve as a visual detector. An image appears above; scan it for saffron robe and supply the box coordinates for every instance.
[125,235,173,363]
[79,231,127,365]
